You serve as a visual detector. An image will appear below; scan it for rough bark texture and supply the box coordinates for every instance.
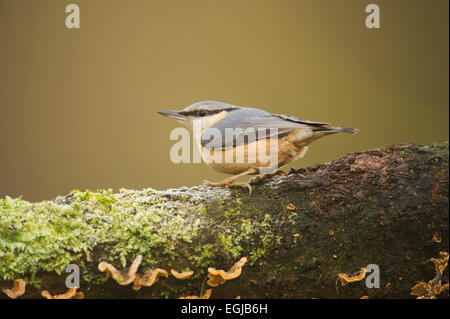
[0,143,448,299]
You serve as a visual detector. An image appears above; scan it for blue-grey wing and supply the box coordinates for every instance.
[201,107,328,149]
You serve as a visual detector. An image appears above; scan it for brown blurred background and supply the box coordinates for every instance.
[0,0,448,201]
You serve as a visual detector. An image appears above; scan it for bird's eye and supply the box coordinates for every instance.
[199,110,207,117]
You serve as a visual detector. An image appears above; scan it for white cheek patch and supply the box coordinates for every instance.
[192,112,227,145]
[199,111,228,134]
[288,128,313,144]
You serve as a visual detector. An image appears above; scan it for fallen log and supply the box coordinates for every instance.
[0,143,448,299]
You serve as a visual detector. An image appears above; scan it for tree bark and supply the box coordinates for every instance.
[0,143,448,299]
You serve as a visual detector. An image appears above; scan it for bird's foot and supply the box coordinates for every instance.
[249,169,285,184]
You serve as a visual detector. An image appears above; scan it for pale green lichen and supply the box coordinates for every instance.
[0,185,284,290]
[0,188,201,285]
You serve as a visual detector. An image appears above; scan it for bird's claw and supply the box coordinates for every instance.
[231,182,252,196]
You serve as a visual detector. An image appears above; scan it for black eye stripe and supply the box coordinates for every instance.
[179,109,215,117]
[179,107,237,117]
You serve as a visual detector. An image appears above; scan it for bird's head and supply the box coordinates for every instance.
[158,101,239,132]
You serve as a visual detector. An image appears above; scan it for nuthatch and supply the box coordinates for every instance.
[158,101,356,193]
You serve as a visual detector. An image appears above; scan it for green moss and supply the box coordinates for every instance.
[0,188,201,286]
[204,202,283,267]
[1,179,291,291]
[1,185,274,289]
[248,248,267,265]
[218,232,243,258]
[193,243,216,268]
[0,195,94,281]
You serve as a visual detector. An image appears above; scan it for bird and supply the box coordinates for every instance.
[158,101,357,194]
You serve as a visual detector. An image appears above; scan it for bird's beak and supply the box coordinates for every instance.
[157,110,186,121]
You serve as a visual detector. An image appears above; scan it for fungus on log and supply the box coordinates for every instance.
[0,143,448,299]
[133,268,169,291]
[170,269,194,280]
[207,257,248,287]
[98,255,142,285]
[179,288,212,299]
[41,287,84,299]
[2,279,26,299]
[337,268,367,286]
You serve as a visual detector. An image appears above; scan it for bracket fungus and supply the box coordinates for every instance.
[98,255,142,286]
[41,287,84,299]
[170,269,194,280]
[432,233,442,243]
[2,279,26,299]
[132,268,168,291]
[337,268,367,286]
[285,203,296,211]
[179,288,212,299]
[411,251,449,299]
[429,251,449,275]
[410,281,449,299]
[410,282,429,297]
[207,257,247,287]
